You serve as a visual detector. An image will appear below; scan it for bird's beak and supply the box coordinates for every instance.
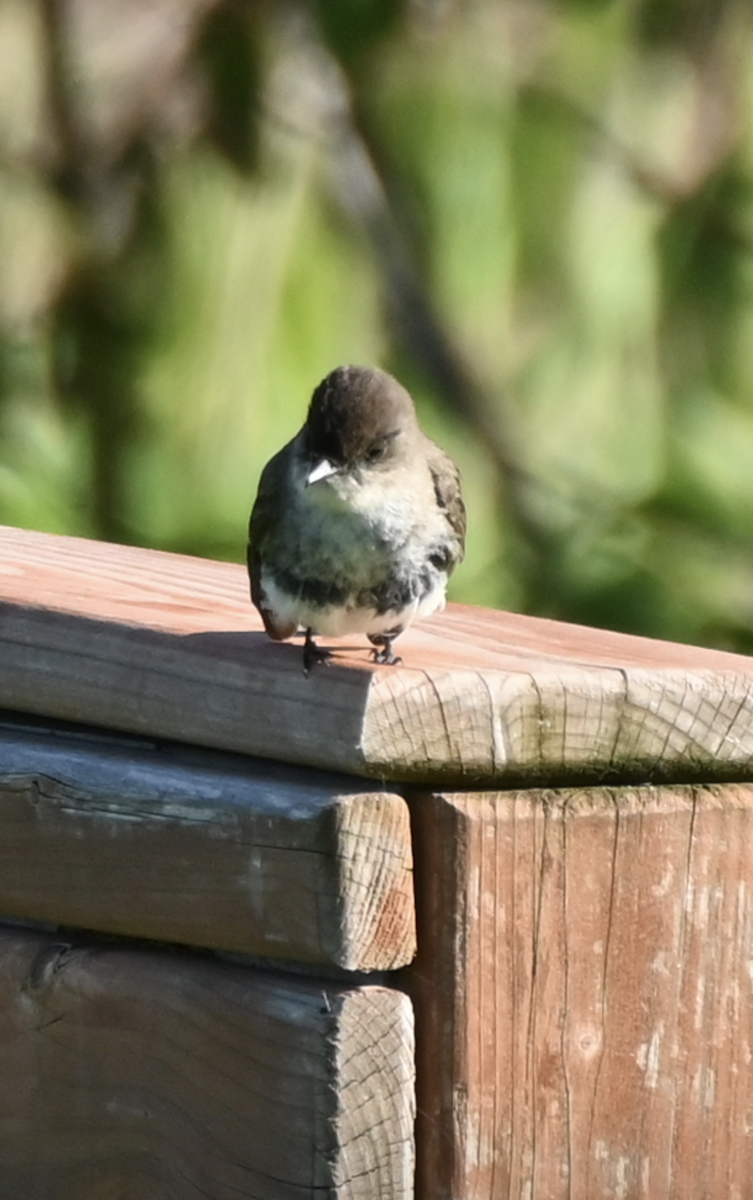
[306,458,339,487]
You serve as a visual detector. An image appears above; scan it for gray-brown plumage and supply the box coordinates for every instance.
[248,365,466,671]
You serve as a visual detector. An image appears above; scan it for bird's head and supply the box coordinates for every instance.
[302,365,418,487]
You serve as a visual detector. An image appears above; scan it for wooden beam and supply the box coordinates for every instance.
[0,925,415,1199]
[405,784,753,1200]
[0,719,415,971]
[3,525,753,784]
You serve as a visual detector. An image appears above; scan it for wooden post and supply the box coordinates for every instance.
[406,785,753,1200]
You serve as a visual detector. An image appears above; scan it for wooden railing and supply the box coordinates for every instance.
[2,524,753,1198]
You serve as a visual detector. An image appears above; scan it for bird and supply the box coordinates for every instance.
[247,364,466,673]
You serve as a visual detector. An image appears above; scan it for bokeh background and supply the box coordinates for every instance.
[3,0,753,650]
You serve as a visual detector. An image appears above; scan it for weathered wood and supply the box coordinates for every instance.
[0,719,414,971]
[3,526,753,784]
[406,784,753,1200]
[0,925,415,1199]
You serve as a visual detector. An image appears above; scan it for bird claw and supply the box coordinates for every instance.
[370,643,402,667]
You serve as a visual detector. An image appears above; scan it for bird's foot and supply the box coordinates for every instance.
[368,632,403,667]
[303,628,331,675]
[371,644,402,666]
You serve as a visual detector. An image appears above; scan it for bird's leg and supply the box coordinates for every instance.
[367,628,403,666]
[302,627,331,675]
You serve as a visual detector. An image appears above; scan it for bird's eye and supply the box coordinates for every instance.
[365,441,386,464]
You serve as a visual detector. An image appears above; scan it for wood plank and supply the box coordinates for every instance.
[405,784,753,1200]
[0,925,415,1199]
[0,718,415,971]
[3,525,753,784]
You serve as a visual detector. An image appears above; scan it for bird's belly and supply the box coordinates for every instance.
[260,566,448,637]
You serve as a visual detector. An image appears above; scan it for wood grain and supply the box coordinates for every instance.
[0,718,415,971]
[3,525,753,784]
[405,784,753,1200]
[0,925,415,1199]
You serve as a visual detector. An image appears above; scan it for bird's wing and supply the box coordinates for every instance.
[425,438,467,571]
[247,441,299,640]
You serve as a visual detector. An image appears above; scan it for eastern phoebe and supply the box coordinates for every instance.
[248,365,466,672]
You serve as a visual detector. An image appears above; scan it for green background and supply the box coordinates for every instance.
[2,0,753,651]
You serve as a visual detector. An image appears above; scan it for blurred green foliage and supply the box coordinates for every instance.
[2,0,753,651]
